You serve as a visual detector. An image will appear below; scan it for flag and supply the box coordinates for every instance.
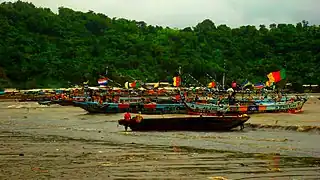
[125,81,140,89]
[154,82,160,88]
[131,81,141,88]
[208,81,216,88]
[173,76,181,87]
[83,80,89,88]
[83,80,89,85]
[265,81,273,87]
[124,82,129,89]
[254,83,264,89]
[231,81,237,88]
[98,78,108,86]
[241,80,252,88]
[130,81,137,88]
[267,69,286,83]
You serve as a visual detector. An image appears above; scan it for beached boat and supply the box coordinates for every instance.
[74,101,187,114]
[118,115,250,131]
[185,98,307,115]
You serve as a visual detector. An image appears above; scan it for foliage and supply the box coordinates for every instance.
[0,1,319,89]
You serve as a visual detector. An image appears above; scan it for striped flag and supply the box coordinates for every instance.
[98,78,108,86]
[254,83,264,89]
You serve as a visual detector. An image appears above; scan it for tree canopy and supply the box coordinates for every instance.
[0,1,319,89]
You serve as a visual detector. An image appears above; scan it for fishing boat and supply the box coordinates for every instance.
[185,98,307,115]
[74,101,187,114]
[118,114,250,131]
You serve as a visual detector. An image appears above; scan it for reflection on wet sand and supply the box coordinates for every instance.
[0,97,320,179]
[1,132,319,180]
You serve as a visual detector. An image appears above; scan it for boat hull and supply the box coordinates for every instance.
[185,99,307,115]
[74,102,187,114]
[118,115,249,131]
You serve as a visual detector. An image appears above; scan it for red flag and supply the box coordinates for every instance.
[173,76,181,87]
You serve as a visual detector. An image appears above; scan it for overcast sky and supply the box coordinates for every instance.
[4,0,320,28]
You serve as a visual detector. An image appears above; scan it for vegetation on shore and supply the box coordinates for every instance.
[0,1,319,89]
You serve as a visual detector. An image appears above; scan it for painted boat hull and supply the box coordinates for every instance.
[185,99,307,115]
[118,115,250,131]
[74,102,187,114]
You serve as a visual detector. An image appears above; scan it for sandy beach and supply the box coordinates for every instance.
[0,97,320,179]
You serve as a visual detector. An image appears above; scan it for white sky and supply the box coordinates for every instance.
[3,0,320,28]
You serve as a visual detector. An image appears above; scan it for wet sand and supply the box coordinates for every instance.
[0,97,320,179]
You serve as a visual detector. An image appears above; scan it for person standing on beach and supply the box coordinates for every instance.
[124,111,131,121]
[123,111,131,131]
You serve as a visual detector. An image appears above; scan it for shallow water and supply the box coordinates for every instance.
[0,99,320,179]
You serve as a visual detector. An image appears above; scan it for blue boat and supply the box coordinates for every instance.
[74,101,186,114]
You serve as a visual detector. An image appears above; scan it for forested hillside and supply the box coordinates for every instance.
[0,1,319,89]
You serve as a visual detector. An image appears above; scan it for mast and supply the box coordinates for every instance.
[222,59,226,90]
[105,66,108,76]
[215,49,225,90]
[178,66,181,90]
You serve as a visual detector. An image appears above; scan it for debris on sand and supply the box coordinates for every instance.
[31,167,49,173]
[208,176,228,180]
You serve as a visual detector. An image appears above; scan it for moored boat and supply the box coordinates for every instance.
[74,101,187,114]
[185,98,308,115]
[118,114,250,131]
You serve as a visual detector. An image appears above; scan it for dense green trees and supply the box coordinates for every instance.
[0,1,319,89]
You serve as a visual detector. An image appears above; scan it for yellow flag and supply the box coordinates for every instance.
[267,73,275,83]
[154,82,160,88]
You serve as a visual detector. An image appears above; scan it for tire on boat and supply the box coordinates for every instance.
[175,106,180,111]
